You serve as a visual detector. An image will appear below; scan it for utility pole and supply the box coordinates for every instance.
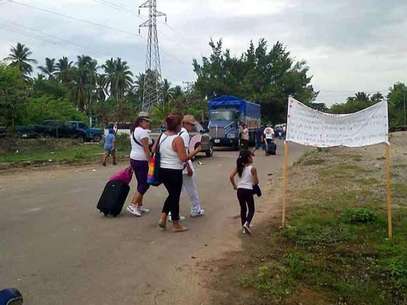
[139,0,167,112]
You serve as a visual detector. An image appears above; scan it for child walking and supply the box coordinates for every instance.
[229,150,259,235]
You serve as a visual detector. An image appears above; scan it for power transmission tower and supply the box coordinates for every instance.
[139,0,167,112]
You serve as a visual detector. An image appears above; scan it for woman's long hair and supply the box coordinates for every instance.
[237,150,252,177]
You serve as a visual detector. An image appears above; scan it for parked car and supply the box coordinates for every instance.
[16,125,41,139]
[34,120,68,138]
[65,121,104,142]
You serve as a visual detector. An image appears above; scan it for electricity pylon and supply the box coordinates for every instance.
[139,0,167,112]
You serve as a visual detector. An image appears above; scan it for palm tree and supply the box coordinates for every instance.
[55,57,74,84]
[4,42,37,77]
[71,55,98,113]
[38,57,57,80]
[102,57,133,102]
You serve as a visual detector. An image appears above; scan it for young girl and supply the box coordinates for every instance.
[230,150,259,235]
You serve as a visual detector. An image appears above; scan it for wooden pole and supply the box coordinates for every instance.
[282,141,289,227]
[385,144,393,239]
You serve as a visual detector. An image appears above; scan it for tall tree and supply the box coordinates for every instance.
[55,57,74,84]
[102,57,133,102]
[0,64,28,130]
[387,83,407,127]
[71,55,98,113]
[38,57,57,80]
[3,43,37,78]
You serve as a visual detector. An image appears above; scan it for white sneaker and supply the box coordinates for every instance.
[127,204,142,217]
[191,209,205,217]
[138,206,150,213]
[242,228,247,234]
[243,222,252,235]
[168,214,186,222]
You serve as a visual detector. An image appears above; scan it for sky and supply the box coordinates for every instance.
[0,0,406,105]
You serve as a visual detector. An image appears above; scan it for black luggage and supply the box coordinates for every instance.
[266,140,277,155]
[97,180,130,217]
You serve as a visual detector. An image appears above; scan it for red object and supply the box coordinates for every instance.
[109,167,133,185]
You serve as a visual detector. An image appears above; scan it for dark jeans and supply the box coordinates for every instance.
[237,188,255,226]
[130,159,150,195]
[159,168,183,221]
[240,139,249,150]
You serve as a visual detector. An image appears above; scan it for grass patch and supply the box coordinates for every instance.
[0,135,131,168]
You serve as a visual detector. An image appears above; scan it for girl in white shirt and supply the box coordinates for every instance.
[229,150,259,235]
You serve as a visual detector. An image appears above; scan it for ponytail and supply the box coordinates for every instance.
[237,150,252,177]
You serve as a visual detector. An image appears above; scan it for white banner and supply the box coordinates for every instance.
[286,97,389,147]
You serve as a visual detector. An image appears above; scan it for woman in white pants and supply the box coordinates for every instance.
[179,115,205,217]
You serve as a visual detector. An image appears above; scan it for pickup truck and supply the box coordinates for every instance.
[65,121,103,142]
[33,120,103,142]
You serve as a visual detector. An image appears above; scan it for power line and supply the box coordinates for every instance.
[7,0,140,37]
[4,0,189,66]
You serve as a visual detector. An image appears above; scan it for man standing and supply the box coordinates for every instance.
[179,115,205,217]
[263,124,275,152]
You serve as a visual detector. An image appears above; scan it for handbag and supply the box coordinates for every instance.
[147,134,167,186]
[253,184,262,197]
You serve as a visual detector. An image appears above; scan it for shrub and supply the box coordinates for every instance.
[340,208,378,224]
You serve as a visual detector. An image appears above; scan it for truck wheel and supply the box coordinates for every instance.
[93,135,102,142]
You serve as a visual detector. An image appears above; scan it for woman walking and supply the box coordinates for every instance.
[127,112,152,217]
[158,114,189,232]
[229,150,259,235]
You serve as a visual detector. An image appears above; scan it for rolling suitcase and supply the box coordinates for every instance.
[266,141,277,155]
[97,180,130,217]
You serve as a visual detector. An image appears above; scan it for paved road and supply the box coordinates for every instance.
[0,141,306,305]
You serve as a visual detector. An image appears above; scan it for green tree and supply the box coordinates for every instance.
[102,57,133,102]
[71,55,98,113]
[387,83,407,127]
[0,64,28,130]
[193,39,316,123]
[3,43,37,78]
[38,57,57,80]
[55,57,74,84]
[330,92,377,114]
[23,96,87,124]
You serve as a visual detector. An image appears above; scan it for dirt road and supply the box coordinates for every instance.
[0,141,306,305]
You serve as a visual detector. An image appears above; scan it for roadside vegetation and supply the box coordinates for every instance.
[0,135,131,169]
[211,132,407,305]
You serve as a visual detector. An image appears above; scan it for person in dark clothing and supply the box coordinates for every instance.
[255,126,264,150]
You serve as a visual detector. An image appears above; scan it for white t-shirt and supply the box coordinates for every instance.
[237,165,253,190]
[179,127,190,151]
[264,127,274,140]
[130,127,150,161]
[179,127,194,174]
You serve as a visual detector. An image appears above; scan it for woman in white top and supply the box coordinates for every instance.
[229,150,259,235]
[157,114,189,232]
[127,113,152,217]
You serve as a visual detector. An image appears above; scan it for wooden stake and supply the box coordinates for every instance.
[385,144,393,239]
[282,141,289,227]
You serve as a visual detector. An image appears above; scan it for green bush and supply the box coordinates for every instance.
[340,208,378,224]
[23,96,87,125]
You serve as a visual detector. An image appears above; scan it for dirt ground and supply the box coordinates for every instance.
[0,140,307,305]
